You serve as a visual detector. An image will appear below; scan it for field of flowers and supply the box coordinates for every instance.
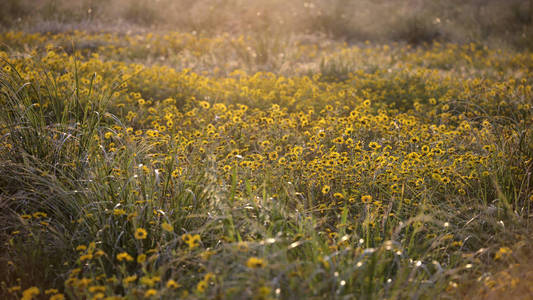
[0,30,532,299]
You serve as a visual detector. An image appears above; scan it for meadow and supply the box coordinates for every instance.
[0,2,533,299]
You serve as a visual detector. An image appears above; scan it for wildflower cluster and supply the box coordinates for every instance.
[0,31,532,299]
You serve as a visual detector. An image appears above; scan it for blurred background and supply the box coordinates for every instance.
[1,0,532,49]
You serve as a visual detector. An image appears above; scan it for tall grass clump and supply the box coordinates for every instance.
[0,56,113,288]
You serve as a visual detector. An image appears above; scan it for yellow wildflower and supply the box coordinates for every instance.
[246,257,267,269]
[166,279,180,289]
[117,252,133,262]
[21,286,40,300]
[321,185,331,194]
[161,222,173,232]
[135,228,148,240]
[144,289,157,298]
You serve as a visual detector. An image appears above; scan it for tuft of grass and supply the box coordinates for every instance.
[0,55,115,290]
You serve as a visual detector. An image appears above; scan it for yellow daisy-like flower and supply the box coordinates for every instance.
[80,253,93,262]
[333,136,344,144]
[237,241,249,252]
[333,192,344,200]
[258,286,271,297]
[292,146,303,156]
[268,151,279,161]
[368,142,381,150]
[113,209,126,216]
[33,211,47,218]
[196,280,208,293]
[123,275,138,285]
[166,279,180,289]
[8,285,21,293]
[137,253,147,264]
[162,222,174,232]
[321,185,331,194]
[199,101,210,109]
[50,294,65,300]
[135,228,148,240]
[21,286,40,300]
[361,195,372,204]
[171,169,181,178]
[88,286,106,293]
[144,289,157,298]
[246,257,267,269]
[44,289,59,295]
[117,252,133,262]
[76,245,87,251]
[182,233,201,249]
[495,247,512,260]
